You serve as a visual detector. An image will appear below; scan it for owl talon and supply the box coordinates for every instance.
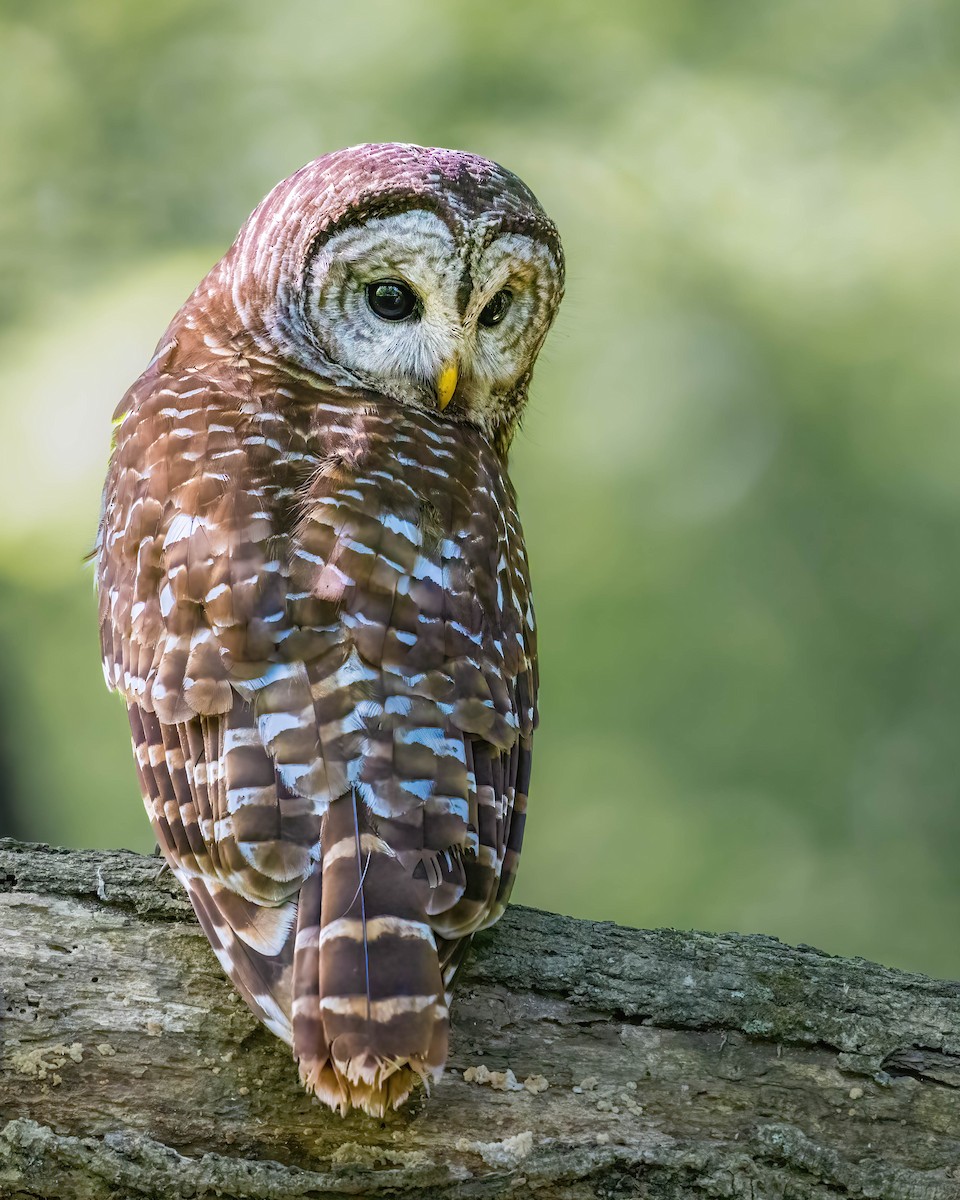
[152,843,171,880]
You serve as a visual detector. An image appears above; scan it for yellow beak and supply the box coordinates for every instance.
[436,362,459,410]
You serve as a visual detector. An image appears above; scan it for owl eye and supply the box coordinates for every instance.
[478,289,512,327]
[366,280,420,322]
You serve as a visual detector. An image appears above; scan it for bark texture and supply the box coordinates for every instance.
[2,839,960,1199]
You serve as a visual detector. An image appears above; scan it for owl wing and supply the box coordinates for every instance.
[287,411,537,945]
[263,407,538,1112]
[98,360,330,1037]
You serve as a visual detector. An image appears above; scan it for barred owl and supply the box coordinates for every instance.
[96,144,563,1115]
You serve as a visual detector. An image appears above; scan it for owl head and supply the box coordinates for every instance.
[213,144,563,446]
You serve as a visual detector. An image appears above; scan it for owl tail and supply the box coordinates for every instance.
[293,791,448,1116]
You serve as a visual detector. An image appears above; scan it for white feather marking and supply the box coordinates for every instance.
[319,994,444,1018]
[399,729,464,759]
[158,583,176,617]
[319,915,434,948]
[223,727,262,751]
[275,761,312,788]
[413,557,444,586]
[398,779,435,801]
[382,513,420,543]
[258,710,309,741]
[226,785,277,813]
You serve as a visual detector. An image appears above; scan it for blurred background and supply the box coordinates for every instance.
[3,0,960,977]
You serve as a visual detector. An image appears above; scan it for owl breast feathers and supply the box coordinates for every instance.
[96,143,562,1115]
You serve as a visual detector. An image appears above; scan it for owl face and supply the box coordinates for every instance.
[303,209,562,434]
[226,144,564,446]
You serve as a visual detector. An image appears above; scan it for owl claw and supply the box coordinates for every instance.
[151,843,171,880]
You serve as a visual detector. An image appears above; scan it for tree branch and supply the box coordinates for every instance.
[1,839,959,1198]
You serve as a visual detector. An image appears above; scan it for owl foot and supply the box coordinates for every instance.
[152,843,171,880]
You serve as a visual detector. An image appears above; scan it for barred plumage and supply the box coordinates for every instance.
[96,143,562,1115]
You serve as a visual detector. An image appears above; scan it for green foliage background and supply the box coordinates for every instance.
[3,0,960,976]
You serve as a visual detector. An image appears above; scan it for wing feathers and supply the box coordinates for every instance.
[99,377,536,1115]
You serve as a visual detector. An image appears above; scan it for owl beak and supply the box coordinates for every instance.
[436,362,459,411]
